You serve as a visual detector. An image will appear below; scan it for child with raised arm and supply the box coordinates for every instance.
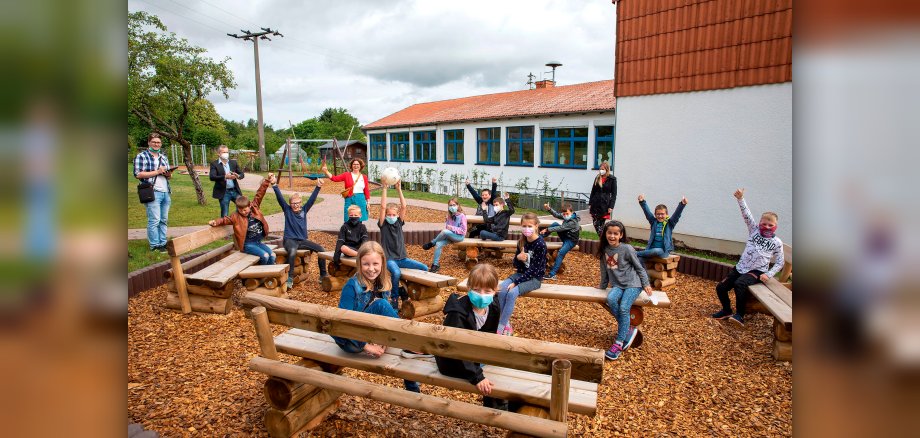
[711,189,784,327]
[436,263,514,410]
[272,175,328,288]
[378,182,429,309]
[597,220,652,360]
[207,174,276,265]
[480,193,513,241]
[333,204,368,265]
[332,241,421,393]
[635,194,688,266]
[495,213,546,336]
[541,202,581,280]
[466,177,498,238]
[421,198,466,273]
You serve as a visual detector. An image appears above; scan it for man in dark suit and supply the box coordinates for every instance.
[209,145,245,217]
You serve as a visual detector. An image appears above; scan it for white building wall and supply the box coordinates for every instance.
[365,112,616,203]
[614,82,792,251]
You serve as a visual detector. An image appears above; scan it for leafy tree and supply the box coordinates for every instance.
[128,11,235,205]
[192,128,224,149]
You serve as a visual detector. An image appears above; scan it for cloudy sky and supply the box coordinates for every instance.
[128,0,617,128]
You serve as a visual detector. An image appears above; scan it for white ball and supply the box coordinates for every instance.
[380,167,401,186]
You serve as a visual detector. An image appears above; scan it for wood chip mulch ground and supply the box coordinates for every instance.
[128,232,792,437]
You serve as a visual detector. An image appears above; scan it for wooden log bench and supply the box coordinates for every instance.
[315,251,458,319]
[453,238,580,271]
[272,248,314,285]
[642,255,680,290]
[241,294,603,438]
[744,244,793,361]
[240,264,291,299]
[458,280,671,349]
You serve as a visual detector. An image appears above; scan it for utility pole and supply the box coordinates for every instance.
[228,27,283,171]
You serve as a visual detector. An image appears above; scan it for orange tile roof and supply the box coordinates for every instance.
[613,0,792,97]
[363,80,615,130]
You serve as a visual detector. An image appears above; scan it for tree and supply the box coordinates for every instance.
[128,11,235,205]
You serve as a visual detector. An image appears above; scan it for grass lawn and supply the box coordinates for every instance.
[128,239,231,273]
[128,165,288,228]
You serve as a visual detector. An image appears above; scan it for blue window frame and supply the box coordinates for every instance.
[390,132,410,162]
[369,133,387,161]
[506,126,534,166]
[413,131,436,163]
[444,129,464,164]
[476,127,500,165]
[594,126,615,170]
[540,127,588,168]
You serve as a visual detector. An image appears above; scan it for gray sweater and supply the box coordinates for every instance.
[598,244,650,289]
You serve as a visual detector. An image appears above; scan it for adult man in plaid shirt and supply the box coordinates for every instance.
[133,132,173,252]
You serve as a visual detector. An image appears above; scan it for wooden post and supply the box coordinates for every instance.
[252,306,278,360]
[549,359,571,423]
[169,256,192,313]
[244,278,261,290]
[398,295,445,319]
[265,387,341,438]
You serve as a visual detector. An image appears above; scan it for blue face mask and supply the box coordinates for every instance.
[385,216,398,224]
[448,205,458,214]
[563,214,572,221]
[468,290,493,308]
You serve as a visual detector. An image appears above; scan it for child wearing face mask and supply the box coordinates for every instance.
[421,198,466,273]
[208,174,275,265]
[480,193,513,241]
[332,241,421,393]
[635,194,688,266]
[436,263,516,410]
[597,220,652,360]
[377,183,429,310]
[333,204,369,265]
[495,213,546,336]
[541,202,581,280]
[711,188,785,327]
[272,175,328,288]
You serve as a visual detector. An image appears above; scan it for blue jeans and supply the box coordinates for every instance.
[479,230,504,241]
[497,273,542,329]
[219,187,239,218]
[548,237,577,276]
[243,241,276,265]
[636,247,669,266]
[431,230,464,265]
[387,258,428,306]
[333,299,420,392]
[145,191,171,249]
[606,287,642,343]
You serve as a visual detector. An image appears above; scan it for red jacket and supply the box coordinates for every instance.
[330,172,370,199]
[213,178,271,250]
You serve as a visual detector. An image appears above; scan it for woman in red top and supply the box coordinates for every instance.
[322,158,371,222]
[588,162,618,235]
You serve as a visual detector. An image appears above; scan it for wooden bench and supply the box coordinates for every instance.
[745,244,793,361]
[272,248,314,285]
[643,255,680,290]
[315,251,459,319]
[240,264,291,298]
[453,238,580,271]
[241,294,603,438]
[458,280,671,349]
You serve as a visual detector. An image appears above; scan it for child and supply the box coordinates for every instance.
[541,202,581,280]
[333,204,368,265]
[332,241,421,393]
[436,263,514,410]
[465,177,498,238]
[711,189,785,326]
[378,182,429,309]
[480,193,513,241]
[272,175,328,288]
[208,174,276,265]
[495,212,546,336]
[597,220,652,360]
[421,198,467,273]
[636,194,688,266]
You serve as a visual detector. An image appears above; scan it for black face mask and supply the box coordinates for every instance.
[348,217,361,225]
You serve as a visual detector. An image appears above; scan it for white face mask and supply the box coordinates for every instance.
[220,152,229,160]
[599,169,607,176]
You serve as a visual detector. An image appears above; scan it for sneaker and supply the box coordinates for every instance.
[623,327,639,350]
[605,342,624,360]
[400,349,433,359]
[729,313,745,327]
[711,309,732,320]
[151,245,166,253]
[544,273,557,280]
[286,277,294,289]
[500,324,514,336]
[429,264,439,273]
[422,242,435,250]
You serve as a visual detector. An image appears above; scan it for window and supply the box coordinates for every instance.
[413,131,436,163]
[369,134,387,161]
[540,127,588,168]
[506,126,534,166]
[390,132,409,162]
[595,126,615,170]
[444,129,464,164]
[476,127,500,165]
